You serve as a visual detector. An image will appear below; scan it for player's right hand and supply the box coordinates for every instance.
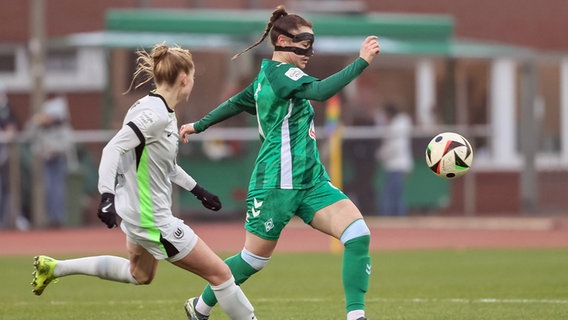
[97,193,118,228]
[190,184,222,211]
[179,123,196,143]
[359,36,380,64]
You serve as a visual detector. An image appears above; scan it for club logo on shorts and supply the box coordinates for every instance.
[174,227,184,239]
[264,218,274,232]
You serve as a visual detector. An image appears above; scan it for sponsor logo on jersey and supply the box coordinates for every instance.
[366,263,372,275]
[285,67,306,81]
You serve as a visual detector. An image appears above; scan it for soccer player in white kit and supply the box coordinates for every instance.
[31,43,257,320]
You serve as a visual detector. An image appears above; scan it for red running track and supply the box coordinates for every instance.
[2,217,567,256]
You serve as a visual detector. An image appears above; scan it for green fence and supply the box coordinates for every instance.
[176,141,449,217]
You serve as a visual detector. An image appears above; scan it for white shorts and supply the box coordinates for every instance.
[120,217,198,262]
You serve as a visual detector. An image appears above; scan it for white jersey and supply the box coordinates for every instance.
[98,93,196,228]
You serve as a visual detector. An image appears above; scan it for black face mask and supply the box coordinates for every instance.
[273,26,315,57]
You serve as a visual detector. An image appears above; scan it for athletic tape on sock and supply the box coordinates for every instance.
[340,219,371,244]
[241,248,270,271]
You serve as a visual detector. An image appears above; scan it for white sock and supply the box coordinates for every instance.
[196,297,213,316]
[347,310,365,320]
[54,255,137,284]
[211,276,256,320]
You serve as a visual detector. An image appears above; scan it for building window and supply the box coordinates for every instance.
[46,48,78,73]
[0,52,16,73]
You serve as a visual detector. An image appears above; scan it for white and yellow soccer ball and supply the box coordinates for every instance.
[425,132,473,179]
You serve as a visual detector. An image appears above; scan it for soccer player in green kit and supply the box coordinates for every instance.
[180,5,380,320]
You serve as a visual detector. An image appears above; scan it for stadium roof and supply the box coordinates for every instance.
[105,9,454,40]
[50,9,535,58]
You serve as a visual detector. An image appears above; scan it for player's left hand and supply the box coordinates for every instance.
[190,184,222,211]
[179,123,196,143]
[359,35,381,64]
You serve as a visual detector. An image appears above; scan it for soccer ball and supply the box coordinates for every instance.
[425,132,473,179]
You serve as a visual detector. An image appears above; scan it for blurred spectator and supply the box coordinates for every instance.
[376,103,414,216]
[0,82,18,228]
[25,94,77,228]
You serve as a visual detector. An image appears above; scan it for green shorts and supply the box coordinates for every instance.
[244,180,348,240]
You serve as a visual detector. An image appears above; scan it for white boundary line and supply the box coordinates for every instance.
[367,297,568,304]
[15,297,567,306]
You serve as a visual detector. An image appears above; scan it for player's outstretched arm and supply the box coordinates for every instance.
[179,83,257,144]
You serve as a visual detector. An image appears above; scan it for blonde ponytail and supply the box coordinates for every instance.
[125,43,194,94]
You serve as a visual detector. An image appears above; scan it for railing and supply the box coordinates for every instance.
[2,124,566,230]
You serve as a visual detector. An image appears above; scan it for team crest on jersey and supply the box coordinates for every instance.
[285,68,306,81]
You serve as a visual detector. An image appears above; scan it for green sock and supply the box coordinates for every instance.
[201,252,259,307]
[342,235,371,312]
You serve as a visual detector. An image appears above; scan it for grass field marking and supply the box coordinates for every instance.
[368,298,568,304]
[13,299,179,307]
[16,297,567,307]
[476,298,568,304]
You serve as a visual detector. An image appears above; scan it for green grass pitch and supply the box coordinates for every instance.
[2,249,567,319]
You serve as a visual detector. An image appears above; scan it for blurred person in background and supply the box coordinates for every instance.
[180,5,379,320]
[30,43,257,320]
[375,103,414,216]
[25,94,77,228]
[0,81,18,228]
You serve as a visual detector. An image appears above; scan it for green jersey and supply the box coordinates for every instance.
[249,59,324,189]
[195,57,369,191]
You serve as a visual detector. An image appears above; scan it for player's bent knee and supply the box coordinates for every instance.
[241,248,270,271]
[340,218,371,245]
[219,263,235,281]
[207,261,235,286]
